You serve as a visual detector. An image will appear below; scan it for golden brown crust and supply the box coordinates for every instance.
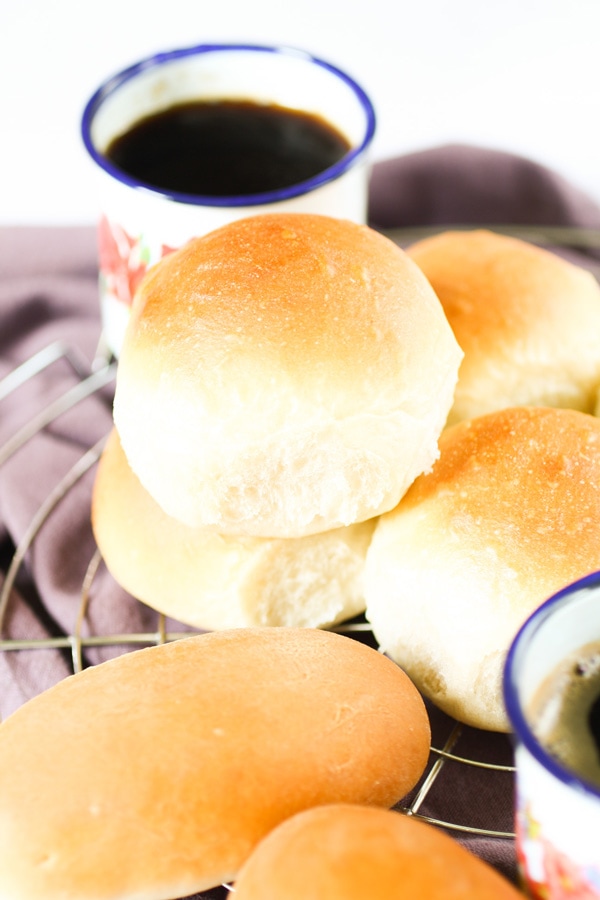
[113,213,462,536]
[233,804,523,899]
[407,229,600,425]
[92,429,375,630]
[365,406,600,730]
[401,406,600,573]
[0,628,431,900]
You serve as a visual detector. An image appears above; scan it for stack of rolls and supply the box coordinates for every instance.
[92,212,463,630]
[93,218,600,732]
[12,219,583,900]
[12,220,594,899]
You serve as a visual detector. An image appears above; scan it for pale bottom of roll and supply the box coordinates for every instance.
[92,429,375,631]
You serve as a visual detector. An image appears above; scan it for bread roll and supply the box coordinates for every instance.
[113,212,462,537]
[92,429,375,630]
[407,229,600,426]
[364,406,600,732]
[234,804,522,899]
[0,627,431,900]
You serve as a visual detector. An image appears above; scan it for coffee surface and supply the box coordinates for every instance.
[105,99,352,197]
[528,640,600,788]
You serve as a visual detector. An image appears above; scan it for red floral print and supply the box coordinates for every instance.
[98,215,177,307]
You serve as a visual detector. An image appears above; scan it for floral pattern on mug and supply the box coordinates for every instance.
[517,802,600,899]
[98,215,176,306]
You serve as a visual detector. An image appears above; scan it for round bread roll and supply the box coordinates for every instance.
[364,406,600,732]
[407,229,600,426]
[92,428,375,630]
[0,627,431,900]
[234,804,522,899]
[113,212,462,537]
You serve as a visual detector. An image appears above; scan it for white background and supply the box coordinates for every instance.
[1,0,599,225]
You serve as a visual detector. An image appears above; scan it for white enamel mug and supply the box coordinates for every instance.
[81,43,376,357]
[504,571,600,899]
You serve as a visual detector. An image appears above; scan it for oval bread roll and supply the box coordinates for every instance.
[365,406,600,731]
[233,804,523,899]
[0,627,431,900]
[92,429,375,630]
[113,212,462,537]
[407,229,600,426]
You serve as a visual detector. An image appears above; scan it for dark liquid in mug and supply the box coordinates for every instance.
[528,641,600,788]
[105,99,352,197]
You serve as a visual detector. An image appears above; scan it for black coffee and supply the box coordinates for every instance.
[528,641,600,787]
[105,99,352,197]
[588,690,600,755]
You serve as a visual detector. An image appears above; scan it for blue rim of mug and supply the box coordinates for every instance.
[81,43,377,207]
[503,569,600,800]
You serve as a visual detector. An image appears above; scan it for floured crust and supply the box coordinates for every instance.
[365,406,600,731]
[0,628,430,900]
[92,429,375,630]
[113,213,462,536]
[407,229,600,425]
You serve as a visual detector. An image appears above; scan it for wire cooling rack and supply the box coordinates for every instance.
[5,224,600,897]
[17,223,600,895]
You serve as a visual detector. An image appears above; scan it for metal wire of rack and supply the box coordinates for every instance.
[6,221,600,899]
[0,337,516,870]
